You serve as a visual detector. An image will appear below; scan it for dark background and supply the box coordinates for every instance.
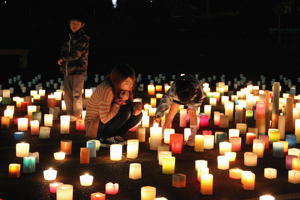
[1,0,300,78]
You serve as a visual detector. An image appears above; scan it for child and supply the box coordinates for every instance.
[154,74,206,146]
[58,16,90,121]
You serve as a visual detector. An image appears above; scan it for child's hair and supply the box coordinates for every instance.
[69,15,86,24]
[107,64,136,102]
[175,75,197,104]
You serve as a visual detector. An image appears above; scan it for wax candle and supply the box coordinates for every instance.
[105,182,119,195]
[241,171,255,190]
[256,101,266,134]
[229,137,242,152]
[158,151,172,165]
[88,139,101,151]
[183,128,191,142]
[57,184,73,200]
[229,129,240,138]
[150,98,157,107]
[235,105,244,123]
[219,142,232,155]
[197,166,209,182]
[148,108,156,117]
[246,132,257,145]
[200,174,213,195]
[199,114,209,128]
[225,152,237,162]
[286,155,297,169]
[264,168,277,179]
[90,192,106,200]
[14,132,24,140]
[60,140,72,155]
[27,105,37,117]
[219,115,229,128]
[8,163,21,178]
[44,114,53,127]
[142,115,150,128]
[4,109,14,119]
[225,101,234,121]
[204,105,211,119]
[163,128,174,144]
[28,152,39,164]
[127,139,139,159]
[214,111,221,126]
[288,148,300,157]
[129,163,142,180]
[288,170,300,184]
[204,135,214,150]
[76,119,85,131]
[16,142,30,157]
[110,144,122,161]
[253,139,265,158]
[148,84,155,96]
[44,168,57,181]
[296,119,300,144]
[157,145,170,159]
[217,155,230,170]
[49,182,63,194]
[80,173,94,186]
[268,129,280,143]
[87,140,97,158]
[279,114,286,140]
[179,109,187,127]
[258,135,270,149]
[18,118,28,131]
[138,127,146,142]
[229,168,242,179]
[194,135,204,152]
[39,126,51,139]
[209,97,217,106]
[22,156,36,173]
[215,132,227,144]
[170,134,183,154]
[60,115,70,134]
[244,152,258,167]
[1,116,10,128]
[286,134,297,147]
[172,173,186,188]
[30,120,40,135]
[292,158,300,170]
[149,124,162,150]
[141,186,156,200]
[54,152,66,161]
[286,97,294,132]
[80,148,90,164]
[162,156,175,175]
[273,142,284,157]
[195,160,208,171]
[259,195,275,200]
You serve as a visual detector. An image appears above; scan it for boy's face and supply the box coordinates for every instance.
[69,20,85,33]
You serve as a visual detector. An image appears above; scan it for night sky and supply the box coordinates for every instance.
[1,0,300,76]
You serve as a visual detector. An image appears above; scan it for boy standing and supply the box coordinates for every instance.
[58,16,90,121]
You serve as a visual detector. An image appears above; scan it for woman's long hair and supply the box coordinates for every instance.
[106,64,136,102]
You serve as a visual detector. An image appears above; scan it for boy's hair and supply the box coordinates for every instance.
[69,15,86,24]
[175,75,197,104]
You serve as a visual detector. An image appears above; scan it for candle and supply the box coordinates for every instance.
[241,171,255,190]
[110,144,122,161]
[129,163,142,180]
[286,155,297,169]
[148,84,155,96]
[288,170,300,184]
[150,98,156,107]
[225,101,234,121]
[268,129,280,143]
[1,116,10,128]
[258,135,270,149]
[18,118,28,131]
[163,128,175,144]
[259,195,275,200]
[148,107,156,117]
[195,160,208,171]
[179,109,187,127]
[229,168,242,179]
[285,97,294,132]
[200,174,213,195]
[32,112,42,123]
[49,182,63,194]
[142,115,150,128]
[172,173,186,188]
[292,158,300,170]
[219,115,229,128]
[236,123,247,134]
[80,148,90,164]
[253,139,265,158]
[199,114,209,128]
[183,128,191,142]
[8,163,21,178]
[57,184,73,200]
[149,124,163,150]
[246,132,257,145]
[225,152,237,162]
[54,152,66,161]
[14,131,24,140]
[244,152,258,166]
[286,134,297,147]
[271,82,280,127]
[264,168,277,179]
[162,156,176,175]
[39,126,51,139]
[141,186,156,200]
[85,89,93,98]
[235,105,244,123]
[197,166,209,182]
[204,135,214,150]
[138,127,146,142]
[209,97,217,106]
[76,119,85,131]
[229,129,240,138]
[90,192,106,200]
[279,114,286,140]
[60,140,72,155]
[214,111,221,126]
[30,120,40,135]
[215,132,227,144]
[219,142,232,155]
[27,105,37,117]
[60,115,70,134]
[229,137,242,152]
[288,148,300,157]
[88,139,101,151]
[44,114,53,127]
[28,152,39,164]
[47,95,57,107]
[87,140,97,158]
[22,156,36,173]
[16,142,30,157]
[194,135,204,152]
[256,101,266,134]
[170,134,183,154]
[204,105,211,119]
[217,155,230,170]
[296,119,300,144]
[158,151,172,165]
[105,182,119,195]
[4,109,14,119]
[80,173,94,186]
[157,145,170,159]
[44,168,57,181]
[164,84,171,93]
[273,142,284,157]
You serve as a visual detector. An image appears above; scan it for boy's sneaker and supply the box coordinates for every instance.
[114,136,125,142]
[100,137,121,147]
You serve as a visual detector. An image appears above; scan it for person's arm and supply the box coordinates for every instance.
[60,36,89,62]
[155,83,176,119]
[163,102,180,128]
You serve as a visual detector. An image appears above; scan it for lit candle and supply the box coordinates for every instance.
[170,134,183,154]
[80,173,94,186]
[286,134,297,147]
[288,170,300,184]
[197,166,209,182]
[162,156,176,175]
[199,114,209,128]
[183,128,191,142]
[258,135,270,149]
[172,173,186,188]
[225,101,234,121]
[129,163,142,180]
[264,168,277,179]
[214,111,221,126]
[60,115,70,134]
[228,129,240,138]
[194,135,204,152]
[142,115,150,128]
[229,137,242,152]
[256,101,266,134]
[235,105,244,123]
[236,123,247,134]
[127,139,139,159]
[296,119,300,144]
[286,155,297,169]
[292,158,300,170]
[8,163,21,178]
[158,151,172,165]
[203,135,214,150]
[217,155,230,170]
[204,105,211,119]
[268,129,280,143]
[4,109,14,119]
[47,95,57,107]
[27,105,37,118]
[273,142,284,157]
[200,174,213,195]
[80,148,90,164]
[229,168,242,179]
[1,116,10,128]
[219,115,229,128]
[43,168,57,181]
[288,148,300,157]
[163,128,175,144]
[90,192,106,200]
[219,141,232,155]
[16,142,30,157]
[157,145,170,159]
[39,126,51,139]
[244,152,258,167]
[60,140,72,155]
[76,119,85,131]
[148,84,155,96]
[225,152,237,162]
[30,120,40,135]
[141,186,156,200]
[14,131,24,140]
[138,127,146,142]
[86,140,97,158]
[279,114,286,140]
[149,124,162,150]
[44,114,53,127]
[85,89,93,98]
[18,118,28,131]
[285,97,294,132]
[195,160,208,171]
[179,109,187,127]
[209,97,217,106]
[271,82,280,128]
[241,171,255,190]
[22,156,36,173]
[56,184,73,200]
[110,144,122,161]
[49,182,63,194]
[252,139,265,158]
[105,182,119,195]
[246,132,257,145]
[150,98,157,107]
[88,139,101,151]
[259,194,275,200]
[54,152,66,161]
[148,108,156,117]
